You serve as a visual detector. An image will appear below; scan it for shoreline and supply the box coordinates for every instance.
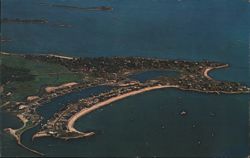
[204,64,229,80]
[47,54,74,60]
[67,85,179,133]
[4,114,44,156]
[66,64,234,134]
[2,51,250,155]
[67,82,248,134]
[45,82,78,93]
[32,83,249,140]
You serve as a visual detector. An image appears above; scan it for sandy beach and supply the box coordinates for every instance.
[4,114,29,142]
[4,114,44,156]
[0,52,11,55]
[27,96,40,102]
[48,54,74,60]
[203,64,229,80]
[32,131,50,140]
[67,84,179,133]
[45,82,78,93]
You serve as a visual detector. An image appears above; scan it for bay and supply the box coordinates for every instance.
[1,0,249,157]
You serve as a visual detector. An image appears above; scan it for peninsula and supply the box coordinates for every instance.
[1,52,250,154]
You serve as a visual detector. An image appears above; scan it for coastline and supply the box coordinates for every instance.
[67,63,236,134]
[2,52,250,155]
[45,82,78,93]
[67,85,179,133]
[4,114,44,156]
[204,64,229,80]
[47,54,74,60]
[66,81,248,134]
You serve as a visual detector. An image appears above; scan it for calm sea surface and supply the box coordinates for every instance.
[1,0,250,157]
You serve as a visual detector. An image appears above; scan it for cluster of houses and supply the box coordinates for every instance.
[5,54,250,139]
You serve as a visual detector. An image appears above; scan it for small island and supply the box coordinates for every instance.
[40,3,113,11]
[1,52,250,155]
[1,18,48,24]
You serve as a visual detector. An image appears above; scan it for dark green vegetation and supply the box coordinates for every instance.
[26,54,250,141]
[1,53,85,102]
[0,53,87,155]
[0,64,35,84]
[1,52,250,156]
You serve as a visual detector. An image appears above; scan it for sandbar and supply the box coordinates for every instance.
[67,85,179,133]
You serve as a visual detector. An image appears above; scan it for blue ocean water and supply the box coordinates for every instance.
[2,90,249,157]
[1,0,250,157]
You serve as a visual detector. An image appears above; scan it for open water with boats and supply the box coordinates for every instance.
[1,0,250,156]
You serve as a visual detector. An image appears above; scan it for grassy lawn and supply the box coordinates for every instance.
[1,54,85,102]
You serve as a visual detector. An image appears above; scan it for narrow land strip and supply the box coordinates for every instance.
[203,64,229,80]
[67,85,179,133]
